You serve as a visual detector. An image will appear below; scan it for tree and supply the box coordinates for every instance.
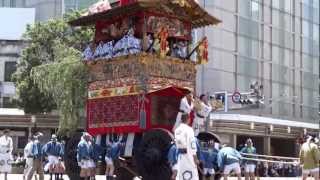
[12,11,93,133]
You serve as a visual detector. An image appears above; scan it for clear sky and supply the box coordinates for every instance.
[0,8,35,40]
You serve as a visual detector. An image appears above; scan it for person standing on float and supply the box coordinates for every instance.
[193,94,212,136]
[174,91,194,130]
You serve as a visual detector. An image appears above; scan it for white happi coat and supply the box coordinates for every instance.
[192,101,212,136]
[0,135,13,173]
[174,97,194,130]
[24,141,34,175]
[174,123,199,180]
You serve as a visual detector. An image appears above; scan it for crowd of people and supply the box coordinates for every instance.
[82,28,189,61]
[168,91,320,180]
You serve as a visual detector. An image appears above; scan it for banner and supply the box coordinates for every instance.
[87,95,139,130]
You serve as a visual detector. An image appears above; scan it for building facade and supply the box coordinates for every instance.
[196,0,319,156]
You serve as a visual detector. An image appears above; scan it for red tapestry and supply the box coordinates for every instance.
[87,95,140,132]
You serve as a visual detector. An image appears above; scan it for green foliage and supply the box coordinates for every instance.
[31,43,88,135]
[13,11,93,134]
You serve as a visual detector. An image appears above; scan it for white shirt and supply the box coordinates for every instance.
[174,123,197,156]
[0,135,13,154]
[174,123,199,180]
[179,97,194,114]
[24,141,34,158]
[196,101,212,118]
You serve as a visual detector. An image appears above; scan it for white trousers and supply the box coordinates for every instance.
[0,153,12,173]
[176,154,199,180]
[44,155,59,172]
[192,116,205,136]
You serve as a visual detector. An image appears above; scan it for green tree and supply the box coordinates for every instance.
[13,11,93,133]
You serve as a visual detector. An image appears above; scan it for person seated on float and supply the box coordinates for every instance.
[217,145,242,180]
[82,42,96,61]
[113,28,141,57]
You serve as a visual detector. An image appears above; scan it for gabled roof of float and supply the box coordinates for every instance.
[69,0,221,28]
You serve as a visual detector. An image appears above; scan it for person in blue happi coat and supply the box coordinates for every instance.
[25,132,45,180]
[77,133,93,180]
[43,134,65,180]
[217,145,242,180]
[201,141,218,180]
[105,139,123,180]
[167,142,178,180]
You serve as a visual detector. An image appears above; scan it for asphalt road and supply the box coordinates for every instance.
[1,175,315,180]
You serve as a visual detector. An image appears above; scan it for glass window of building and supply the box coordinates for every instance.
[302,3,313,20]
[302,20,310,36]
[0,0,16,7]
[239,0,260,20]
[272,0,291,12]
[313,24,319,41]
[302,54,314,72]
[238,36,259,58]
[237,56,258,77]
[4,61,17,82]
[64,0,99,12]
[239,17,259,38]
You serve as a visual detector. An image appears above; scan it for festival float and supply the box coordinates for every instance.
[69,0,221,179]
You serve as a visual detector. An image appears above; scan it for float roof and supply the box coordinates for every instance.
[69,0,221,28]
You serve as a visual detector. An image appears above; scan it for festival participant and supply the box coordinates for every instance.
[202,141,218,180]
[217,146,242,180]
[240,138,257,180]
[0,129,13,180]
[105,137,123,180]
[88,136,97,180]
[174,91,194,130]
[193,94,212,136]
[167,142,178,180]
[43,134,65,180]
[25,132,44,180]
[299,134,320,180]
[174,114,199,180]
[77,133,93,180]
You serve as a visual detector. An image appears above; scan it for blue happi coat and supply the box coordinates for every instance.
[43,141,64,157]
[77,140,91,162]
[217,147,242,170]
[105,142,122,160]
[167,144,178,167]
[31,140,43,159]
[202,149,218,169]
[91,143,103,161]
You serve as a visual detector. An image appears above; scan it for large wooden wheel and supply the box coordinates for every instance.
[134,129,173,180]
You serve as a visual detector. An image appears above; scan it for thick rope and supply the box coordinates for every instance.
[240,152,299,161]
[241,157,299,165]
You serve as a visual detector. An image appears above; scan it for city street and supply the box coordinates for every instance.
[3,174,317,180]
